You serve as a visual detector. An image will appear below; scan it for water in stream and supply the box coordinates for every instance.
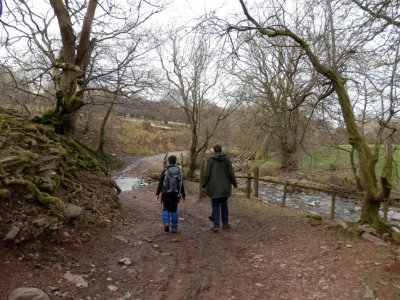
[113,176,149,192]
[114,176,400,225]
[258,182,400,225]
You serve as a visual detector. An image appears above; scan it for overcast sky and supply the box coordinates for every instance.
[155,0,243,25]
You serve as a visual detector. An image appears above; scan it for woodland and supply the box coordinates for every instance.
[1,0,400,251]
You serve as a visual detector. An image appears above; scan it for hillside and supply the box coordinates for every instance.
[0,108,121,249]
[75,115,189,158]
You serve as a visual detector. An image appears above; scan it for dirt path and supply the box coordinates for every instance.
[1,154,400,299]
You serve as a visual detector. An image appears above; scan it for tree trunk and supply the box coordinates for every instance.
[279,135,297,171]
[43,0,97,137]
[187,130,199,180]
[280,150,297,171]
[334,80,380,223]
[360,194,381,224]
[349,146,364,191]
[97,94,117,155]
[255,135,269,160]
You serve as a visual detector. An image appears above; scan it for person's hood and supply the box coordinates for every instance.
[212,153,227,162]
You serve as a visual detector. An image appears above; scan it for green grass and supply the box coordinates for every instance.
[300,145,400,179]
[253,144,400,192]
[300,145,354,171]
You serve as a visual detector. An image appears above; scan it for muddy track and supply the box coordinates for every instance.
[1,153,400,299]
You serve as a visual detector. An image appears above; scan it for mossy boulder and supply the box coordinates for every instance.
[0,110,120,248]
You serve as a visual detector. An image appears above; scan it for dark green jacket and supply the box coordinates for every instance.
[201,153,237,198]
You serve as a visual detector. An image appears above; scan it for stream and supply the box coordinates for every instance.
[258,181,400,225]
[113,174,400,225]
[113,176,149,192]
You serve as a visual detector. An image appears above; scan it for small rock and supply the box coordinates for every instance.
[3,226,20,242]
[255,283,264,287]
[118,258,132,266]
[113,235,128,243]
[32,218,48,228]
[359,225,377,235]
[63,271,88,288]
[48,286,60,293]
[361,232,388,246]
[53,263,62,272]
[64,204,82,219]
[338,221,348,230]
[363,286,375,299]
[118,292,133,300]
[345,244,353,248]
[8,287,50,300]
[108,285,118,292]
[321,285,329,290]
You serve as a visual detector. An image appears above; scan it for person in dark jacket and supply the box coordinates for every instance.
[202,144,237,232]
[156,155,186,233]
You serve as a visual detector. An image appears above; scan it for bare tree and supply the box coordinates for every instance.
[158,26,239,179]
[234,0,399,225]
[95,36,157,156]
[0,0,164,137]
[351,0,400,28]
[235,31,333,170]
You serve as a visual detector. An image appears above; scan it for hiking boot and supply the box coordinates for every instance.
[164,224,170,233]
[208,215,214,222]
[222,223,231,230]
[171,228,177,233]
[210,226,220,233]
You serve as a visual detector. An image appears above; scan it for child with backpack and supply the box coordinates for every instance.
[155,155,186,233]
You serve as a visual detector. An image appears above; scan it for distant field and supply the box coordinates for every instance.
[255,144,400,193]
[300,145,400,178]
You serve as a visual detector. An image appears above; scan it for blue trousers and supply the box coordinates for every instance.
[163,210,178,229]
[162,195,179,229]
[211,197,229,227]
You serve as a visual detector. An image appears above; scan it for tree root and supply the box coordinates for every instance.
[5,178,65,210]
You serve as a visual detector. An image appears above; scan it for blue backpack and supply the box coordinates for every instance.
[162,166,182,196]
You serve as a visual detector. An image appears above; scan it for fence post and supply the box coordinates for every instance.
[246,173,251,199]
[383,198,390,221]
[163,153,168,168]
[330,189,337,219]
[253,167,259,198]
[282,182,288,207]
[198,160,205,200]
